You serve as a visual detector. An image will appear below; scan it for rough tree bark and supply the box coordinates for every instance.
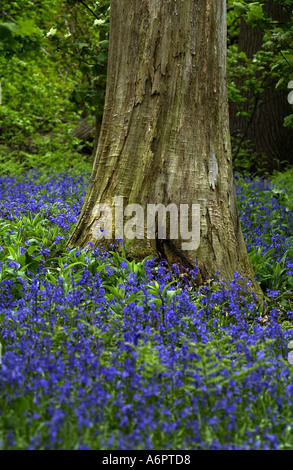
[229,1,293,172]
[67,0,262,296]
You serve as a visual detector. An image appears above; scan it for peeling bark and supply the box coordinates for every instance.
[68,0,262,298]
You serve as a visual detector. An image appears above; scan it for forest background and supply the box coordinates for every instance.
[0,0,292,178]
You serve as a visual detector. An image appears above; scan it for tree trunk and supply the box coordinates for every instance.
[68,0,262,296]
[229,1,293,172]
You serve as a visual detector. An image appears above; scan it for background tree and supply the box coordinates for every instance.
[228,0,293,174]
[68,0,262,296]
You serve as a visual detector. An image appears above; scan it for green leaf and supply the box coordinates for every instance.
[233,2,246,15]
[276,77,285,90]
[162,281,176,296]
[98,40,109,50]
[46,27,57,37]
[0,22,21,35]
[166,289,180,304]
[247,3,264,23]
[77,43,89,49]
[110,302,123,315]
[7,246,16,258]
[94,19,106,26]
[153,298,162,309]
[47,273,57,284]
[97,52,108,63]
[17,19,38,37]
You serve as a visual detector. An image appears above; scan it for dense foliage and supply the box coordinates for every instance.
[227,0,293,173]
[0,0,110,174]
